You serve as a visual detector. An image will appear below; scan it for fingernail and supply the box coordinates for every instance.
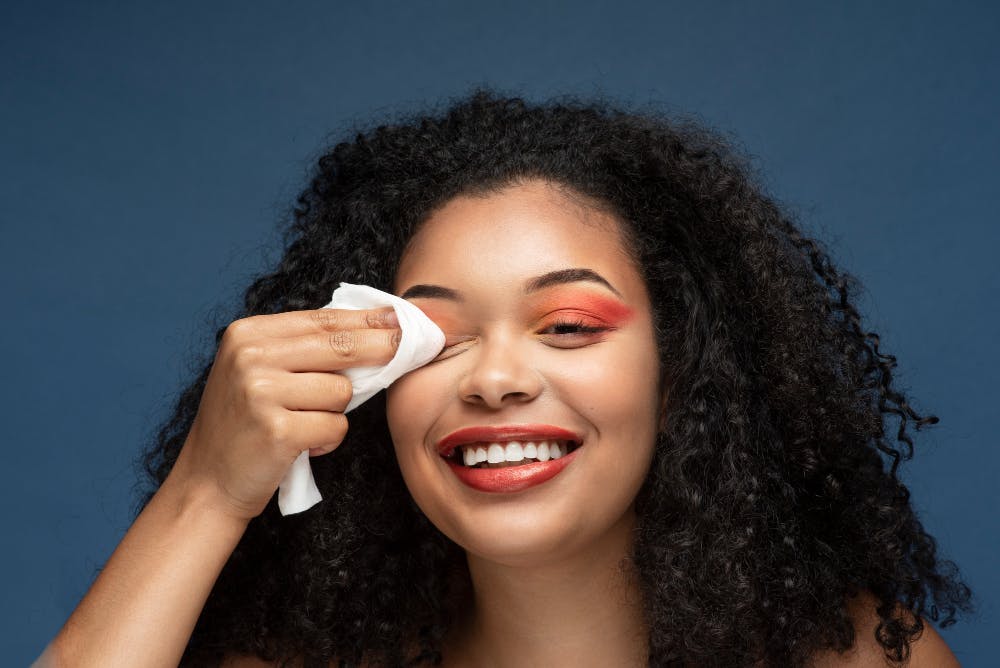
[383,309,399,327]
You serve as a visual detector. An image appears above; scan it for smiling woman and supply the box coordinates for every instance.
[387,183,662,593]
[41,91,973,667]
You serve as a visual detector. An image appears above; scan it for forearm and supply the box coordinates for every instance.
[44,469,250,667]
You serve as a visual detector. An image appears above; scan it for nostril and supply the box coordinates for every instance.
[457,354,545,409]
[459,391,535,409]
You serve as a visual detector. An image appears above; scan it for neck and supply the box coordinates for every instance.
[442,508,648,668]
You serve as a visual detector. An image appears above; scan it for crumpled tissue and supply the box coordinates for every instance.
[277,282,445,515]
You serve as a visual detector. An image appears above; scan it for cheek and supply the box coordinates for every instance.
[385,376,421,449]
[550,337,662,476]
[550,340,659,412]
[385,367,448,454]
[385,371,458,523]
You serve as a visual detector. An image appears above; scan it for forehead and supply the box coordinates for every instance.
[394,181,643,297]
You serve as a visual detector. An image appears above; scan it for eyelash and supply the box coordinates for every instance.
[540,318,607,337]
[431,318,610,362]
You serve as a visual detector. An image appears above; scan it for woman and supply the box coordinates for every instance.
[45,91,973,666]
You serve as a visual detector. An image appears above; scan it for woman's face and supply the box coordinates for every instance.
[386,180,663,567]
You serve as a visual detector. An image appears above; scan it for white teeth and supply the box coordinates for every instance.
[537,442,550,461]
[504,441,524,462]
[487,443,505,464]
[453,439,576,466]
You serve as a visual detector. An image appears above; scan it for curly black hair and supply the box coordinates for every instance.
[139,90,974,667]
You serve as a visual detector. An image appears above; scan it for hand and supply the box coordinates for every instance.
[168,307,401,520]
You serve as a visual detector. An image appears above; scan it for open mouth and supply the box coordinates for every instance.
[443,439,582,469]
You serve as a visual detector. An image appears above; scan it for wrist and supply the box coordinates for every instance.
[158,458,254,532]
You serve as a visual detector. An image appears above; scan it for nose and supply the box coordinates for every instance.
[457,332,544,409]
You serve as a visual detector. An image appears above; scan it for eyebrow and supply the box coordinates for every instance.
[399,267,623,301]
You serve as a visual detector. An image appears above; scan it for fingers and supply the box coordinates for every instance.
[229,307,399,340]
[181,308,400,520]
[270,409,350,458]
[221,308,402,373]
[235,374,354,460]
[268,372,354,412]
[308,442,343,457]
[228,328,401,373]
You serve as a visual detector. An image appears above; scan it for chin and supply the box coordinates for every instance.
[448,513,586,567]
[412,480,639,570]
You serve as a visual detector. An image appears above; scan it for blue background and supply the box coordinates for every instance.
[2,1,996,664]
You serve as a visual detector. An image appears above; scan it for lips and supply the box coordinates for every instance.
[436,424,584,493]
[436,424,582,457]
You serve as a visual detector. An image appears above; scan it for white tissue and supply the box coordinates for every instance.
[277,283,446,515]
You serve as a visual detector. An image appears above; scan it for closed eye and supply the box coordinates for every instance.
[537,318,614,349]
[429,336,477,363]
[540,319,607,336]
[427,319,613,364]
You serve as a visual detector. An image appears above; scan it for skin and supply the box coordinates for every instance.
[42,307,402,667]
[386,180,663,667]
[809,591,962,667]
[38,178,961,667]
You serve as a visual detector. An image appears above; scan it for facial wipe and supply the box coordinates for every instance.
[277,283,445,515]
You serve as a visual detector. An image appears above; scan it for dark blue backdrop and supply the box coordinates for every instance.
[2,1,996,664]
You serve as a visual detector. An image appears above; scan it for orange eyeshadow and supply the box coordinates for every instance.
[410,288,634,333]
[530,289,634,327]
[411,305,458,329]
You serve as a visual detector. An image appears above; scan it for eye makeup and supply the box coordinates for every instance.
[528,288,634,329]
[416,287,633,329]
[412,286,634,364]
[413,307,477,362]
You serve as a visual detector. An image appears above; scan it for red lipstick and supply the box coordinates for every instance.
[437,424,583,494]
[437,424,581,457]
[445,448,580,493]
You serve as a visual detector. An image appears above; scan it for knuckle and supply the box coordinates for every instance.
[222,318,253,346]
[230,343,264,370]
[263,413,291,447]
[388,329,402,352]
[242,375,272,403]
[364,308,391,328]
[328,330,357,360]
[310,309,341,330]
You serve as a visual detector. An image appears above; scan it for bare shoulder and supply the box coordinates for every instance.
[810,591,961,667]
